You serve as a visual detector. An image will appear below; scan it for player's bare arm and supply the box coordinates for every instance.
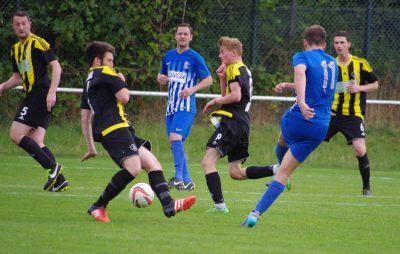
[115,88,130,105]
[47,60,62,112]
[157,73,168,85]
[347,80,379,93]
[0,72,22,96]
[80,109,97,162]
[216,63,227,96]
[179,76,212,98]
[203,82,241,113]
[294,64,314,120]
[275,82,295,93]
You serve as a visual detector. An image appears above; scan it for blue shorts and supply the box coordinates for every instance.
[166,111,195,141]
[281,112,328,163]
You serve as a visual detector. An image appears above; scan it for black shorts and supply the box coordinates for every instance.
[101,127,151,167]
[13,87,51,129]
[324,115,365,145]
[206,117,249,163]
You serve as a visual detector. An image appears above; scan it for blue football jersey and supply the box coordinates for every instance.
[289,49,338,126]
[160,48,210,116]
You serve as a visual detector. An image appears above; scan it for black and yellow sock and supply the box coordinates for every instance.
[246,166,275,179]
[205,172,224,204]
[94,168,134,207]
[357,154,370,190]
[19,136,56,169]
[148,170,173,207]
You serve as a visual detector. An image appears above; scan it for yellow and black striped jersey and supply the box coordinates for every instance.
[332,54,378,118]
[219,61,253,124]
[11,33,56,92]
[80,66,130,141]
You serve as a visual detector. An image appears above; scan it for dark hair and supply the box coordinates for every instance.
[85,41,116,66]
[334,30,351,42]
[304,25,326,46]
[176,23,193,35]
[12,10,31,22]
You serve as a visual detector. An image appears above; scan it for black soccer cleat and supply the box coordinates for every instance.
[43,163,63,191]
[48,173,70,192]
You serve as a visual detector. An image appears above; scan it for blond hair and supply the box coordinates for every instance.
[218,36,243,56]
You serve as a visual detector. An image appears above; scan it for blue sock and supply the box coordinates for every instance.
[275,143,288,164]
[182,153,192,183]
[171,140,184,180]
[255,180,285,214]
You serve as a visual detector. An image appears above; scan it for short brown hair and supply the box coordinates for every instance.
[176,23,193,35]
[218,36,243,56]
[85,41,116,66]
[334,30,350,42]
[304,25,326,46]
[12,10,31,22]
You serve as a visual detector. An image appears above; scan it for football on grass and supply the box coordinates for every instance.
[129,182,154,208]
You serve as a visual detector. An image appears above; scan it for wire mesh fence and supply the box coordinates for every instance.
[1,0,399,98]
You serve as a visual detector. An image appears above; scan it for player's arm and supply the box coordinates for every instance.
[294,64,314,120]
[179,75,212,98]
[348,80,379,93]
[115,87,130,105]
[275,82,295,93]
[81,109,97,161]
[47,60,62,112]
[203,81,241,113]
[0,72,22,96]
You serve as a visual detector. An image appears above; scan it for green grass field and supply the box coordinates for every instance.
[0,122,399,253]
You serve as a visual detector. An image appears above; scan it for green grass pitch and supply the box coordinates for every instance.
[1,154,399,254]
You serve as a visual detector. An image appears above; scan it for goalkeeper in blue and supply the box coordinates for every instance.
[241,24,338,227]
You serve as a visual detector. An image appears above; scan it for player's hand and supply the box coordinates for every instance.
[298,102,315,120]
[118,72,126,82]
[179,87,193,98]
[157,74,168,85]
[275,83,286,93]
[203,98,217,113]
[347,80,360,93]
[46,91,57,112]
[81,150,97,162]
[216,64,226,79]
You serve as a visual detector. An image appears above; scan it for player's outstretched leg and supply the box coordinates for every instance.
[163,196,196,218]
[87,205,110,223]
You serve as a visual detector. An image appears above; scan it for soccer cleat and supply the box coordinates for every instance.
[167,177,184,190]
[241,210,261,228]
[206,206,230,213]
[182,181,195,191]
[88,205,110,222]
[362,189,373,197]
[48,173,70,192]
[43,163,63,191]
[163,196,196,218]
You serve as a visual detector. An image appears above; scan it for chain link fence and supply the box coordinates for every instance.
[1,0,399,99]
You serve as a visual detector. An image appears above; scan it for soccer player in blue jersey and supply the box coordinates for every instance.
[241,25,338,227]
[157,23,212,191]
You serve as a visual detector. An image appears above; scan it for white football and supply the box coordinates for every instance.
[129,182,154,208]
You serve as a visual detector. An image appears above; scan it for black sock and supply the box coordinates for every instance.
[148,170,173,207]
[41,146,55,161]
[94,168,134,207]
[246,166,274,179]
[205,172,224,204]
[357,154,370,190]
[19,136,56,169]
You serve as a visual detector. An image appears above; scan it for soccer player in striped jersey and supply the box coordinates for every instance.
[242,25,338,227]
[0,10,68,192]
[202,36,253,213]
[324,31,379,196]
[81,41,196,222]
[157,23,212,191]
